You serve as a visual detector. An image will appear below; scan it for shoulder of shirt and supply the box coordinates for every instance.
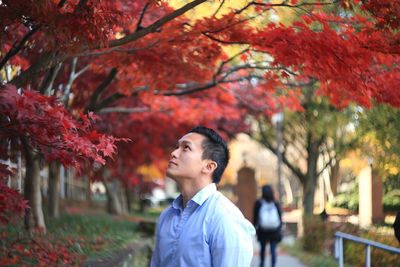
[207,191,255,235]
[207,191,245,220]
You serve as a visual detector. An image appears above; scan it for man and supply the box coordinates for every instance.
[151,126,255,267]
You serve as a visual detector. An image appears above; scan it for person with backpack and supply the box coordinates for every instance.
[253,185,283,267]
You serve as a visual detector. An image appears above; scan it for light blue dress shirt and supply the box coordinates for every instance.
[150,183,255,267]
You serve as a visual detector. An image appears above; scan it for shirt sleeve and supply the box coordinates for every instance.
[210,213,255,267]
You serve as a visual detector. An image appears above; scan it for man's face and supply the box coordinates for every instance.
[166,132,208,181]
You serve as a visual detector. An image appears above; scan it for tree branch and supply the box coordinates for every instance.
[87,68,118,112]
[136,2,150,31]
[257,118,306,184]
[61,58,89,105]
[213,0,226,17]
[0,26,40,70]
[95,86,148,111]
[58,0,68,8]
[39,62,63,95]
[108,0,208,48]
[97,107,149,114]
[10,51,65,88]
[202,33,249,45]
[10,0,208,88]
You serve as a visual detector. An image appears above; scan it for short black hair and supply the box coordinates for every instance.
[189,126,229,184]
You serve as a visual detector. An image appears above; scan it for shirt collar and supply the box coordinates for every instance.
[192,183,216,206]
[172,183,216,210]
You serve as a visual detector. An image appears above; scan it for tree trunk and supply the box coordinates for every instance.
[303,177,317,216]
[86,176,92,204]
[125,186,132,213]
[330,160,340,195]
[103,178,125,215]
[48,161,60,218]
[23,146,46,233]
[302,137,320,216]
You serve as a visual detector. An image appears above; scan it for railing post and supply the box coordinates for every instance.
[335,238,339,259]
[365,245,371,267]
[339,237,344,267]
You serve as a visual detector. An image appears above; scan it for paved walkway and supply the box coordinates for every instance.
[251,235,308,267]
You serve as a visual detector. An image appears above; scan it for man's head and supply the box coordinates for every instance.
[166,126,229,184]
[189,126,229,183]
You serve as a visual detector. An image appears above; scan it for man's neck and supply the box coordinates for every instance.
[179,179,212,208]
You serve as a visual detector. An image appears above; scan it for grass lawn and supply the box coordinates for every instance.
[47,213,141,259]
[1,213,147,266]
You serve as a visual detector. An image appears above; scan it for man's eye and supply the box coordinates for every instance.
[184,145,190,150]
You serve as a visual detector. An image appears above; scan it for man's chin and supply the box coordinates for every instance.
[166,169,176,179]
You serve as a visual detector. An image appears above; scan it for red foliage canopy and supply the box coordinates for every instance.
[0,0,399,181]
[0,85,118,168]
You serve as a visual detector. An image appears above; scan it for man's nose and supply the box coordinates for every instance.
[171,148,179,158]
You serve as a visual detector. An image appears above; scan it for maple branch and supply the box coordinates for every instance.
[95,86,148,111]
[11,1,207,88]
[213,0,226,17]
[61,58,89,104]
[220,63,280,80]
[202,33,248,45]
[39,62,63,95]
[283,79,317,87]
[221,75,265,84]
[108,0,208,48]
[97,107,149,114]
[79,40,161,57]
[245,0,338,10]
[205,12,265,35]
[234,1,272,14]
[10,51,67,88]
[0,26,40,71]
[161,82,217,96]
[160,74,264,96]
[136,2,150,31]
[75,0,89,13]
[58,0,67,8]
[87,68,118,112]
[214,48,251,80]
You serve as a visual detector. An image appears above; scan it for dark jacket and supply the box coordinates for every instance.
[394,211,400,242]
[253,199,282,242]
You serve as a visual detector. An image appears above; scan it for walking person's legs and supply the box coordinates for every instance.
[259,239,267,267]
[270,240,278,267]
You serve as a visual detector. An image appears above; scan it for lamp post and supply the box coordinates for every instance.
[272,112,284,204]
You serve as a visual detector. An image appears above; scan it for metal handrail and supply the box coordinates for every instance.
[334,231,400,267]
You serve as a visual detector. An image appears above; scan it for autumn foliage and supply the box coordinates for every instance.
[0,85,118,168]
[0,178,28,225]
[0,0,399,263]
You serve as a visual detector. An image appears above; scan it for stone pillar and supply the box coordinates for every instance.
[358,165,384,228]
[236,167,257,222]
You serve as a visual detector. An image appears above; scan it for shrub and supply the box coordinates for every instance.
[382,189,400,212]
[330,193,359,212]
[301,215,333,253]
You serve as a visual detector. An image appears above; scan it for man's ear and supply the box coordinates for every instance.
[203,160,217,175]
